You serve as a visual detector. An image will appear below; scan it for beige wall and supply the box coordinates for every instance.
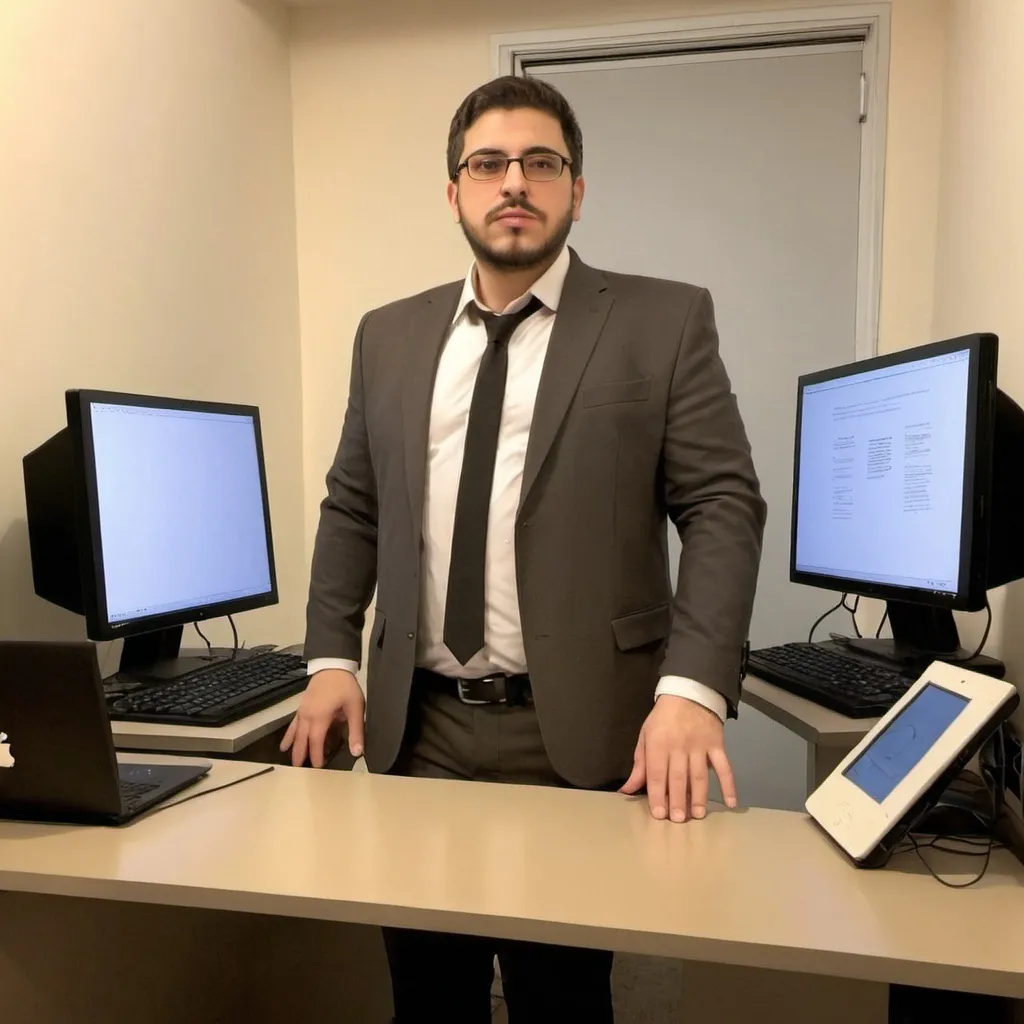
[930,0,1024,672]
[0,0,305,659]
[289,0,948,561]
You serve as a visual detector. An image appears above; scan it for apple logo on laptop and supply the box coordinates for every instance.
[0,731,14,769]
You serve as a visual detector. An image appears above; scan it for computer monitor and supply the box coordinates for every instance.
[791,333,1024,674]
[23,390,278,679]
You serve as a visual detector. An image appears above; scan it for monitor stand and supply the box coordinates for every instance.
[846,600,1005,678]
[115,625,238,681]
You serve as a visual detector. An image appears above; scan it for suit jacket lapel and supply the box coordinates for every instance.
[519,252,613,514]
[402,283,462,532]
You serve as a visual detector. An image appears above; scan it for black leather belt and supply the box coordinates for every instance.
[414,668,534,707]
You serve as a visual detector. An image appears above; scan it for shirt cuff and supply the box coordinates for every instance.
[306,657,360,678]
[655,676,727,722]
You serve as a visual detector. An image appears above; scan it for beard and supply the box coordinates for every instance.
[458,197,574,272]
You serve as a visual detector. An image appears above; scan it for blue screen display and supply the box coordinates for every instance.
[843,683,969,803]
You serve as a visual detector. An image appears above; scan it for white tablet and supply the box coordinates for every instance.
[805,661,1019,867]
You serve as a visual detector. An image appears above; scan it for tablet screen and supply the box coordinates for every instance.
[843,683,970,803]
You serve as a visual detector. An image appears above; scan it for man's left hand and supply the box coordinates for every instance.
[619,695,738,821]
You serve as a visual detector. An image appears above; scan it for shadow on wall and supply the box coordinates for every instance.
[1000,579,1024,737]
[0,518,86,642]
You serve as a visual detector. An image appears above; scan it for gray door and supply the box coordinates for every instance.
[534,45,863,809]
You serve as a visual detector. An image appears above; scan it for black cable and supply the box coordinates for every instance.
[808,595,846,643]
[228,614,239,660]
[843,594,862,638]
[136,766,275,820]
[905,832,996,888]
[875,608,888,638]
[193,622,215,660]
[890,724,1007,888]
[950,598,993,663]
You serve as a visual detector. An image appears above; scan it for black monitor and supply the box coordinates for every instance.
[791,333,1024,675]
[23,389,278,679]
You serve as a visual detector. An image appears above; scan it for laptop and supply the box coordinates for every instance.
[0,641,210,825]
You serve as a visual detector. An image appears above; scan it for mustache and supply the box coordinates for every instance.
[487,198,545,223]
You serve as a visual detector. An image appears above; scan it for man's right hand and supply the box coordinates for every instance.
[279,669,365,768]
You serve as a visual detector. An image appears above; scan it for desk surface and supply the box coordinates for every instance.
[742,674,879,747]
[1,759,1023,997]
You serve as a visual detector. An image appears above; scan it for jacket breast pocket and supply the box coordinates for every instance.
[611,603,672,651]
[582,377,652,408]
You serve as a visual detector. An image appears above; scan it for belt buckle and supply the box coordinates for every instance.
[457,675,506,705]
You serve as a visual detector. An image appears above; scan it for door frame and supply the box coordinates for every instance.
[492,3,891,362]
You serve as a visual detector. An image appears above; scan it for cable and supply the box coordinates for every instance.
[889,726,1007,888]
[808,595,846,643]
[903,832,996,888]
[136,765,275,820]
[843,594,862,638]
[951,598,993,664]
[193,622,215,660]
[228,614,239,661]
[875,608,888,639]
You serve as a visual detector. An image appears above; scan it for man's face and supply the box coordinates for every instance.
[447,107,585,271]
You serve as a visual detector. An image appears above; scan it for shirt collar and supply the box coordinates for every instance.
[452,244,571,324]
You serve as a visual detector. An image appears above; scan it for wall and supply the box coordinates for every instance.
[930,0,1024,673]
[289,0,947,561]
[0,0,305,659]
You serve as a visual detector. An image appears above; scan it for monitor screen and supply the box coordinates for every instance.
[842,682,969,803]
[88,400,273,627]
[793,347,972,596]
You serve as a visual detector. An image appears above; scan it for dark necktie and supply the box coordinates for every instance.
[443,295,544,665]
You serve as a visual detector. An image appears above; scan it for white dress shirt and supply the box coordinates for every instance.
[308,245,726,721]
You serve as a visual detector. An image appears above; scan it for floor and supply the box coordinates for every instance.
[491,954,691,1023]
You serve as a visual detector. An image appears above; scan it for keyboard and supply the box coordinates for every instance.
[119,779,160,812]
[746,642,914,718]
[108,651,308,726]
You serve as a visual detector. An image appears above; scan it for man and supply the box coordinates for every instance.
[283,76,766,1023]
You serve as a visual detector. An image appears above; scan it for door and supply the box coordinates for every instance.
[533,44,863,809]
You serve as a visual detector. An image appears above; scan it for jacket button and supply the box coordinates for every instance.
[406,632,415,639]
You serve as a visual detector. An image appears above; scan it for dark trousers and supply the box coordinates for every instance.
[384,683,615,1024]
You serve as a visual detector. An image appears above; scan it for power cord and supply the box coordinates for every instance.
[887,725,1007,888]
[192,616,243,662]
[228,614,240,660]
[133,765,275,821]
[875,608,888,639]
[808,593,860,643]
[194,622,215,660]
[949,598,993,664]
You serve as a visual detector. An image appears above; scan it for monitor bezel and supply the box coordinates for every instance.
[65,388,280,641]
[789,333,997,612]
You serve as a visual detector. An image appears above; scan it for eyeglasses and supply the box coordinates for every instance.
[455,151,572,183]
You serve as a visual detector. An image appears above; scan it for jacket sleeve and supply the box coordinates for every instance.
[660,288,766,714]
[303,313,379,662]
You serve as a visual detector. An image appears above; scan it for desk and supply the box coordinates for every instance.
[107,644,314,765]
[742,673,879,793]
[2,758,1023,1023]
[110,693,300,756]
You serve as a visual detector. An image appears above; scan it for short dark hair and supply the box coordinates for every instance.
[447,75,584,180]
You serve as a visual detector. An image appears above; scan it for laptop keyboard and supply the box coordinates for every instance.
[119,779,160,811]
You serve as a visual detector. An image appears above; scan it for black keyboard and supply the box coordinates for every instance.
[747,642,914,718]
[119,779,160,812]
[108,651,308,726]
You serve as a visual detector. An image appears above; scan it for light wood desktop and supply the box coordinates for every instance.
[741,673,879,793]
[2,757,1023,1024]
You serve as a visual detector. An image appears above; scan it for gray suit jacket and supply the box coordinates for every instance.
[305,250,766,788]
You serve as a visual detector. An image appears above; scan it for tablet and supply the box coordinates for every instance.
[805,661,1019,867]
